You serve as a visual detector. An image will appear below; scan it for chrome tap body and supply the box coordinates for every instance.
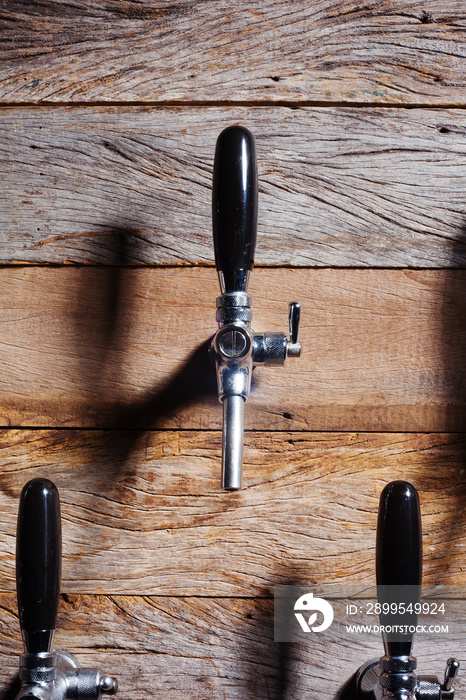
[210,126,301,490]
[17,650,117,700]
[356,481,459,700]
[15,479,118,700]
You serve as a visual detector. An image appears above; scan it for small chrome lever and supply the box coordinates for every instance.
[356,481,459,700]
[443,659,460,694]
[287,301,302,358]
[210,126,302,490]
[15,478,118,700]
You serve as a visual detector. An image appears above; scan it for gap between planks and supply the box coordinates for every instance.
[2,101,466,110]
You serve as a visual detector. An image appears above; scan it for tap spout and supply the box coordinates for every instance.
[211,321,253,490]
[222,395,245,490]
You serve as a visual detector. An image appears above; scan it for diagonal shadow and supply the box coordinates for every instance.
[95,337,217,474]
[67,225,218,474]
[66,225,262,479]
[114,337,217,430]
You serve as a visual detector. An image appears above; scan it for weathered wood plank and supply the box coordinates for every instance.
[2,107,466,266]
[0,431,464,594]
[1,1,465,105]
[1,268,466,431]
[0,594,464,698]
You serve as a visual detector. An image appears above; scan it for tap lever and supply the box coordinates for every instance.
[442,659,460,694]
[15,479,118,700]
[17,478,61,655]
[287,302,302,357]
[289,302,301,344]
[212,125,258,294]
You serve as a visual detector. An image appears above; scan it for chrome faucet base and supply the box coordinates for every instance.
[212,292,253,490]
[216,292,252,327]
[357,656,417,700]
[211,294,302,489]
[356,656,460,700]
[16,651,117,700]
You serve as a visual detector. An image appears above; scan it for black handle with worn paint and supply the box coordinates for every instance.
[16,478,61,654]
[212,125,258,293]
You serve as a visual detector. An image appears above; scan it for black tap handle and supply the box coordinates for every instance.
[212,125,258,293]
[376,481,422,658]
[16,478,61,654]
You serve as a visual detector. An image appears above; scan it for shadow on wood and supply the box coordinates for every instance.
[440,222,466,577]
[69,227,144,400]
[69,225,217,475]
[240,589,292,700]
[0,675,19,700]
[334,671,359,700]
[239,574,316,699]
[68,337,218,485]
[117,338,216,427]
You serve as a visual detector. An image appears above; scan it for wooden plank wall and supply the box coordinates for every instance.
[1,2,465,698]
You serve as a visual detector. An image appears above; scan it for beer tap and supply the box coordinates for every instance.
[15,478,118,700]
[356,481,459,699]
[210,125,302,490]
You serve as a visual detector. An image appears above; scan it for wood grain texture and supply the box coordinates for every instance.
[0,593,464,699]
[2,0,464,691]
[2,106,466,266]
[1,267,466,431]
[0,430,464,594]
[1,1,465,105]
